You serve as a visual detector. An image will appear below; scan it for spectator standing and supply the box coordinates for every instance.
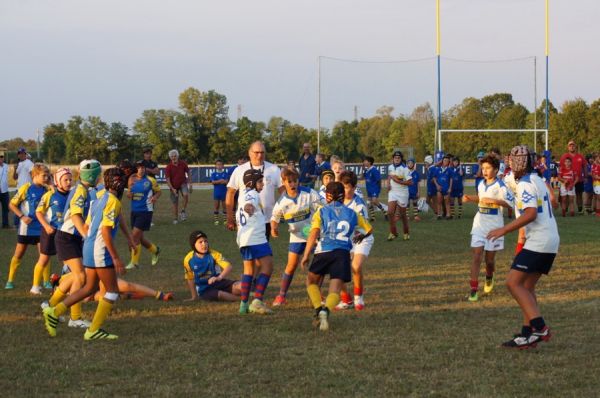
[139,147,160,178]
[165,149,190,224]
[559,140,588,214]
[298,143,316,188]
[0,154,9,228]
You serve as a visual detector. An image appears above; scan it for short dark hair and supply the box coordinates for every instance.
[480,155,500,170]
[363,156,375,165]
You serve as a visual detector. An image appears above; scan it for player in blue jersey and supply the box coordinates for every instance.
[184,230,241,302]
[583,154,594,214]
[126,160,161,269]
[301,182,372,331]
[488,145,559,349]
[5,163,50,290]
[432,154,454,220]
[424,155,438,218]
[270,168,321,306]
[406,158,421,221]
[450,157,465,219]
[362,156,387,221]
[211,159,229,225]
[43,167,128,340]
[29,168,72,295]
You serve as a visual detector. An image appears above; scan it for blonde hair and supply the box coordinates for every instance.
[31,163,50,178]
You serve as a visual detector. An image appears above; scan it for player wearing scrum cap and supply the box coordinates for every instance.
[488,145,559,350]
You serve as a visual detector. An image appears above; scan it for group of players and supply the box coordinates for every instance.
[3,141,570,348]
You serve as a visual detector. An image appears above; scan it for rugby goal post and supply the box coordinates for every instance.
[437,129,549,154]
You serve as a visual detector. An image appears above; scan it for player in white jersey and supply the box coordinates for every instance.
[336,171,374,311]
[387,151,412,241]
[235,169,274,315]
[270,168,321,306]
[462,155,513,302]
[488,145,559,350]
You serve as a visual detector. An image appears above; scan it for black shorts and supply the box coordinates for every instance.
[40,229,57,256]
[55,230,83,262]
[17,235,40,245]
[131,211,153,231]
[511,248,556,275]
[199,279,237,301]
[575,181,584,194]
[309,249,351,282]
[264,223,271,242]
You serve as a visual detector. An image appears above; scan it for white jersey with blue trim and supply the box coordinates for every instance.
[236,188,267,247]
[471,178,513,237]
[271,186,321,243]
[516,173,559,253]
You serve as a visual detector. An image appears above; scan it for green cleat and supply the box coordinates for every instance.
[249,298,273,315]
[43,281,53,289]
[84,328,118,341]
[42,307,59,337]
[386,233,398,241]
[125,262,138,270]
[468,291,478,302]
[239,301,249,314]
[151,246,161,266]
[4,281,14,289]
[483,275,495,294]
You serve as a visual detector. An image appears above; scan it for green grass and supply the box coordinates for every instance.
[1,188,599,397]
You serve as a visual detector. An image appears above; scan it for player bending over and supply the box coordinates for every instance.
[301,182,372,331]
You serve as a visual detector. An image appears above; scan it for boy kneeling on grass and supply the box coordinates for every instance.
[301,182,372,331]
[184,230,241,302]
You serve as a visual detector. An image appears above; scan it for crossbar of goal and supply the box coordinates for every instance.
[437,129,548,153]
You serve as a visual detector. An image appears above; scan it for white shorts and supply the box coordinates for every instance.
[388,191,409,207]
[594,185,600,195]
[351,235,374,256]
[560,186,575,196]
[471,234,504,251]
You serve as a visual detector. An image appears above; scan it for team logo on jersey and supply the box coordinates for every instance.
[143,181,150,189]
[521,190,535,204]
[74,195,85,208]
[106,210,116,223]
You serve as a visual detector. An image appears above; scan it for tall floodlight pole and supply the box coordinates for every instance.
[317,56,321,154]
[436,0,442,152]
[545,0,549,130]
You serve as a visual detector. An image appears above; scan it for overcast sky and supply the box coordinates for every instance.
[1,0,598,140]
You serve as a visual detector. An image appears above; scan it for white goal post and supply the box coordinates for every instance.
[437,129,549,154]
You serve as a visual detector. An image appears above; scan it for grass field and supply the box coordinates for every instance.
[1,188,599,397]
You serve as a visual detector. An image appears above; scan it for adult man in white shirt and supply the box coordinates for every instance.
[13,148,34,189]
[0,153,10,228]
[226,141,284,239]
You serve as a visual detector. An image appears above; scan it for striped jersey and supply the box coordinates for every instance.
[271,186,321,243]
[470,178,513,237]
[183,250,231,294]
[129,175,160,212]
[83,191,121,267]
[311,202,371,253]
[60,182,93,236]
[36,188,70,229]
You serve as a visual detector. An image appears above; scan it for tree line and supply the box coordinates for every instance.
[2,88,599,165]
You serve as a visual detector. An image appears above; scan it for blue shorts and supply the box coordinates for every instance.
[511,248,555,275]
[213,191,226,201]
[366,189,381,198]
[289,242,307,255]
[131,211,153,231]
[450,189,463,198]
[583,182,593,193]
[240,242,273,261]
[438,187,449,196]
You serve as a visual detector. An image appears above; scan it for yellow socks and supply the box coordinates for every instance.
[325,293,340,312]
[70,302,82,321]
[43,261,51,283]
[307,284,322,309]
[54,302,68,317]
[7,256,21,282]
[32,262,44,287]
[49,289,67,306]
[148,244,158,254]
[89,299,113,333]
[131,244,141,265]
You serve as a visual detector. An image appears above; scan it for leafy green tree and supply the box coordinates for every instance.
[133,109,180,162]
[41,123,66,163]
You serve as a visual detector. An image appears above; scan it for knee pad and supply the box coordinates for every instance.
[104,291,119,302]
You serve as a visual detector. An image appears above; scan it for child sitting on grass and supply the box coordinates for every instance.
[183,230,241,302]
